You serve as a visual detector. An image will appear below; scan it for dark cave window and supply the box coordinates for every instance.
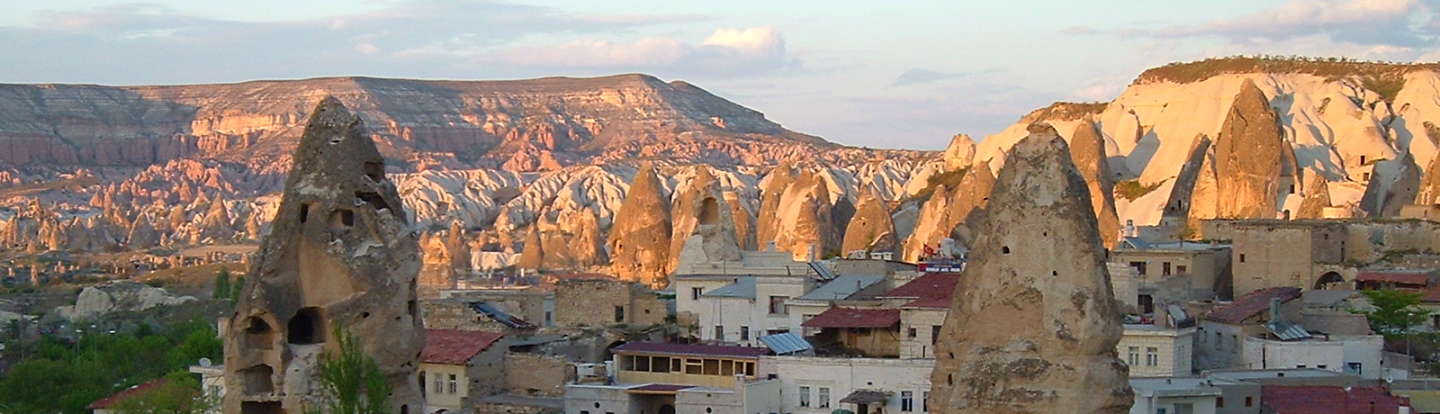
[364,161,385,182]
[288,307,325,345]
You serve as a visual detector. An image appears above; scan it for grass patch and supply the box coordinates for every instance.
[911,168,969,201]
[1115,179,1163,202]
[1137,56,1426,102]
[1022,101,1108,122]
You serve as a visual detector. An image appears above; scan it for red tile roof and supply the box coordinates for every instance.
[422,329,505,365]
[1356,270,1433,286]
[613,342,771,359]
[1262,385,1410,414]
[881,273,960,308]
[1206,287,1302,324]
[802,307,902,328]
[88,378,169,410]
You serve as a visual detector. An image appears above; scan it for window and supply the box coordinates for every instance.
[1346,362,1363,375]
[1162,262,1172,276]
[721,359,735,376]
[685,358,702,374]
[800,386,811,407]
[692,287,704,300]
[932,326,941,345]
[1245,396,1253,407]
[653,357,671,373]
[702,359,720,375]
[1177,265,1188,274]
[923,391,929,412]
[1217,397,1224,408]
[1128,346,1139,366]
[1157,409,1167,414]
[1145,347,1158,366]
[636,356,651,371]
[448,374,457,394]
[581,411,589,414]
[1239,254,1246,263]
[1129,261,1147,276]
[769,296,789,315]
[901,391,914,412]
[908,327,917,338]
[819,387,831,408]
[614,305,625,322]
[434,374,443,393]
[740,326,750,341]
[714,326,724,341]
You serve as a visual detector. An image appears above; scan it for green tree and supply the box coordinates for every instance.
[212,269,231,300]
[1357,288,1432,337]
[306,324,391,414]
[231,276,246,302]
[111,371,217,414]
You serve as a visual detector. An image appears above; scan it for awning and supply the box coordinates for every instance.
[801,308,900,329]
[840,390,892,405]
[759,332,812,355]
[627,384,694,395]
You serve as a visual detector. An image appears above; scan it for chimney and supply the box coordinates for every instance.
[1269,297,1283,323]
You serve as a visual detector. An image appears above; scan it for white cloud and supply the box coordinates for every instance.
[475,26,795,77]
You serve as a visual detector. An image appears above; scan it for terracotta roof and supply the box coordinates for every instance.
[881,273,960,309]
[88,378,169,410]
[1206,287,1302,324]
[1261,385,1410,414]
[1356,270,1432,286]
[613,342,771,359]
[801,308,901,328]
[422,329,505,365]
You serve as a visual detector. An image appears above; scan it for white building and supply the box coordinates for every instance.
[1239,334,1387,379]
[678,274,817,345]
[759,356,934,414]
[1120,323,1196,377]
[1128,377,1223,414]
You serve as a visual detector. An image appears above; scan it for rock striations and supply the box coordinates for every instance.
[222,97,423,413]
[930,123,1131,414]
[607,164,673,286]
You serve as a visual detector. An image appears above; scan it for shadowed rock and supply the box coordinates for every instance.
[223,97,423,412]
[841,185,899,255]
[930,123,1131,414]
[608,164,673,286]
[1070,120,1120,246]
[1214,79,1285,218]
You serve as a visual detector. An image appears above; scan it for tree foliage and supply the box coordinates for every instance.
[1357,288,1433,338]
[0,319,221,414]
[110,371,218,414]
[212,269,231,300]
[306,324,392,414]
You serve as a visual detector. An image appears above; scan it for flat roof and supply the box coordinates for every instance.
[613,342,770,359]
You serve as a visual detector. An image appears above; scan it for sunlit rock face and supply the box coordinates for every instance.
[930,124,1131,414]
[223,98,423,413]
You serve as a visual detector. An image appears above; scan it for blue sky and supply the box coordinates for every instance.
[4,0,1437,149]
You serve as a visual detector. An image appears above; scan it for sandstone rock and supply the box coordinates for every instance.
[841,185,898,255]
[901,162,994,261]
[1071,120,1120,247]
[517,224,544,270]
[56,281,197,321]
[930,123,1130,413]
[608,164,673,285]
[1417,148,1440,205]
[1214,79,1286,219]
[756,164,797,248]
[1361,154,1422,217]
[1295,174,1332,219]
[223,97,423,413]
[943,134,976,171]
[668,166,742,277]
[1161,135,1212,233]
[772,170,838,260]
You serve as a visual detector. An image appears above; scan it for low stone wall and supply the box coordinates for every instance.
[504,352,572,397]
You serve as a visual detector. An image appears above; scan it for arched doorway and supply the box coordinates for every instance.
[659,405,675,414]
[1315,271,1345,290]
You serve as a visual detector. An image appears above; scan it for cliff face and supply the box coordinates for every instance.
[0,75,849,171]
[930,124,1130,414]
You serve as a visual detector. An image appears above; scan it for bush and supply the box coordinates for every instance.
[1115,179,1164,202]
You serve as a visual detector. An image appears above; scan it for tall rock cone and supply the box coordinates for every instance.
[774,170,837,260]
[668,166,742,276]
[756,164,796,248]
[901,162,994,262]
[842,185,899,255]
[930,123,1131,414]
[517,224,544,270]
[608,164,672,285]
[1416,150,1440,205]
[1214,79,1285,219]
[1070,120,1120,247]
[902,184,953,262]
[1162,135,1212,236]
[222,97,423,413]
[944,134,977,171]
[1295,174,1332,219]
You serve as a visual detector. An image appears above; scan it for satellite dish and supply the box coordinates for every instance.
[198,358,213,367]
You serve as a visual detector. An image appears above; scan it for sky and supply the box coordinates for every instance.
[3,0,1439,150]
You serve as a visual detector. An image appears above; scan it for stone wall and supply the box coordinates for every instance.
[554,278,666,328]
[504,352,572,396]
[420,299,514,332]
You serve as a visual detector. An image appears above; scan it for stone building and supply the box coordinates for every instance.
[222,98,424,413]
[420,329,507,413]
[1204,220,1347,297]
[1195,287,1304,371]
[553,275,666,328]
[1111,239,1232,302]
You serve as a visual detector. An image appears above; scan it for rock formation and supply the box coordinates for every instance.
[56,280,197,321]
[607,164,673,285]
[1416,150,1440,205]
[756,164,797,248]
[1361,154,1422,217]
[841,185,899,255]
[1070,120,1120,247]
[517,224,544,270]
[943,134,976,171]
[1161,135,1212,233]
[930,123,1131,414]
[1295,174,1332,219]
[901,162,994,261]
[668,166,742,276]
[1214,79,1286,219]
[223,97,423,413]
[771,170,838,260]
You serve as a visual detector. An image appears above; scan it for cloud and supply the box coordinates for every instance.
[890,68,975,86]
[1073,0,1437,52]
[0,0,720,84]
[472,26,796,77]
